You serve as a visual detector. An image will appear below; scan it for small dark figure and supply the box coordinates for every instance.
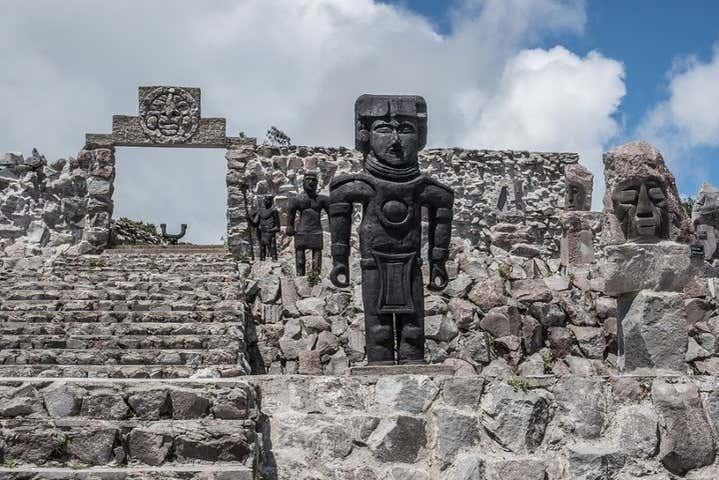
[160,223,187,245]
[328,94,454,365]
[287,172,330,276]
[249,195,280,261]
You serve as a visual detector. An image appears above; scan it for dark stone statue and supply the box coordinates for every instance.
[287,172,330,276]
[611,176,670,242]
[249,195,280,261]
[328,94,454,365]
[160,223,187,245]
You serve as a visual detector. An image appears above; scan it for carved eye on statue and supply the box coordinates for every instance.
[398,123,416,134]
[616,189,638,206]
[373,123,394,134]
[648,186,666,206]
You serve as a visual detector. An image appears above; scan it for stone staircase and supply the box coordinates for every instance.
[0,248,251,379]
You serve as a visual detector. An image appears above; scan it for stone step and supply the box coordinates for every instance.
[0,466,253,480]
[0,334,243,350]
[0,348,241,365]
[0,364,247,378]
[2,280,239,292]
[0,290,240,302]
[41,272,242,282]
[0,310,246,324]
[0,322,241,336]
[0,299,247,312]
[0,419,257,469]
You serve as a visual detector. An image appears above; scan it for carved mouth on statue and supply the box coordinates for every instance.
[635,217,657,235]
[158,119,180,135]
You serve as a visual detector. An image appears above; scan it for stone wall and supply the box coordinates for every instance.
[0,148,115,257]
[226,144,578,258]
[4,375,719,479]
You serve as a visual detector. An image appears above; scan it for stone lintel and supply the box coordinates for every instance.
[350,363,457,376]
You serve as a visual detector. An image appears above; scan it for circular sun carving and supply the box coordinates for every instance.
[140,87,199,143]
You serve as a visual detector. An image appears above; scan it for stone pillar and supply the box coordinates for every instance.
[74,147,115,254]
[226,142,258,258]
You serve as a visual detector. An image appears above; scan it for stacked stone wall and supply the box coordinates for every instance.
[0,148,114,257]
[226,144,578,258]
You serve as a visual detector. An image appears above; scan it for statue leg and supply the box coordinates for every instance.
[362,267,395,365]
[259,240,267,261]
[296,249,306,276]
[311,248,322,275]
[270,236,278,261]
[397,264,426,364]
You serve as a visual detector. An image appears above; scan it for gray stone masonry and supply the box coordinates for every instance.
[2,375,719,479]
[226,145,579,259]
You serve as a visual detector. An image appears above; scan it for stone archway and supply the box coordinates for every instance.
[81,85,255,255]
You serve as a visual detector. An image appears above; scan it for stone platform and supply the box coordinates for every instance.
[2,375,719,479]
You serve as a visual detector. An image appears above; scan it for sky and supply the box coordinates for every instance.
[1,0,718,243]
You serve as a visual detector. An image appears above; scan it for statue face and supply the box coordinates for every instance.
[146,89,195,137]
[565,183,587,211]
[369,116,420,168]
[263,196,273,209]
[303,176,318,196]
[612,177,669,241]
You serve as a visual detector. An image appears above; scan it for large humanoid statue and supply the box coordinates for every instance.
[328,95,454,365]
[287,172,330,276]
[249,195,280,261]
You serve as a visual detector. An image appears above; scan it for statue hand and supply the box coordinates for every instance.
[427,262,448,291]
[330,262,350,288]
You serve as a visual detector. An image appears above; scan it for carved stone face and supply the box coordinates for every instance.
[612,176,669,241]
[262,195,273,209]
[303,175,318,197]
[141,87,199,142]
[565,183,588,211]
[369,116,420,168]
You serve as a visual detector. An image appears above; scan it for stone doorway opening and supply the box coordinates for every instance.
[113,148,228,246]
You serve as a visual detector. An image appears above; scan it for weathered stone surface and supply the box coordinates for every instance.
[127,389,170,419]
[434,408,480,468]
[567,444,626,480]
[367,415,426,463]
[486,458,547,480]
[622,290,688,371]
[42,384,84,417]
[553,377,607,439]
[618,405,658,459]
[652,380,715,475]
[480,381,552,453]
[603,242,699,295]
[443,377,484,408]
[170,389,210,419]
[479,306,521,338]
[127,425,173,466]
[67,424,118,465]
[375,375,438,414]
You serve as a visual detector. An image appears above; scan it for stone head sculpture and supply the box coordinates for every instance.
[355,94,427,180]
[303,171,319,197]
[602,141,688,243]
[611,176,670,241]
[692,183,719,227]
[564,164,593,211]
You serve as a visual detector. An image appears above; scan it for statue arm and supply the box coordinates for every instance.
[328,176,373,287]
[286,198,298,236]
[423,182,454,291]
[271,210,281,233]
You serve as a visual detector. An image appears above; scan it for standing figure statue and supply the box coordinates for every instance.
[328,94,454,365]
[249,195,280,261]
[286,172,330,276]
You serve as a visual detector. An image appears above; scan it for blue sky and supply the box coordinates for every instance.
[383,0,719,198]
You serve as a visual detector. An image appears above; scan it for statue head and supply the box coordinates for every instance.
[611,176,670,241]
[564,164,593,211]
[692,182,719,227]
[258,195,274,211]
[355,95,427,180]
[303,172,319,197]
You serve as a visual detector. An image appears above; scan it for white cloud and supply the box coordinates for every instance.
[638,47,719,187]
[0,0,624,241]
